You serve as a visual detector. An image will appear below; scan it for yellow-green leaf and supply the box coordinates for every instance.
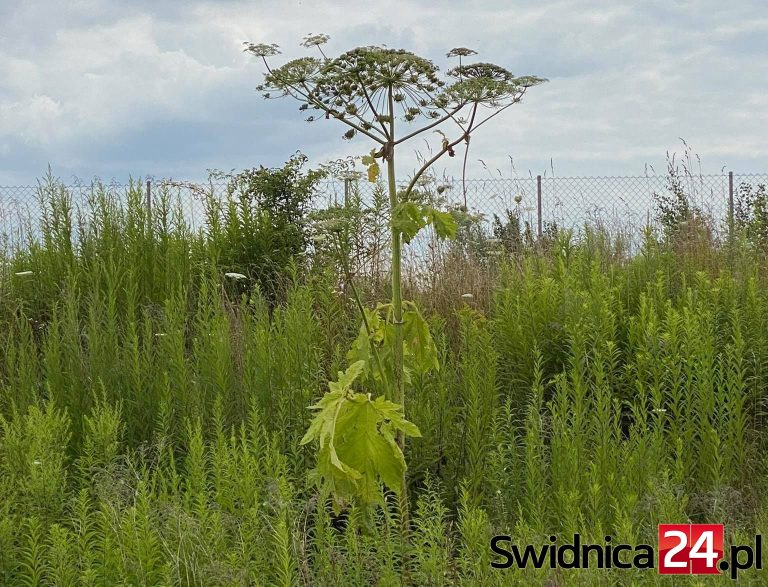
[367,162,380,183]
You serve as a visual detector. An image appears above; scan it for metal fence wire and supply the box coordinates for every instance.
[1,173,767,248]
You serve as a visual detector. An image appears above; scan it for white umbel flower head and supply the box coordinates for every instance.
[224,272,248,280]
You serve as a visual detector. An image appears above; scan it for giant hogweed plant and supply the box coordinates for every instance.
[246,34,545,508]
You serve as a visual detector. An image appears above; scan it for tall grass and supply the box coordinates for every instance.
[1,179,768,584]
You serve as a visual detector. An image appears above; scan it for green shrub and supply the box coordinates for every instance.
[208,153,324,304]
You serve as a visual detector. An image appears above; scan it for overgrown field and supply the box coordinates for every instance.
[2,175,768,585]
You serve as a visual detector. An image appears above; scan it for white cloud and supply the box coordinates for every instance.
[0,0,765,185]
[0,13,249,153]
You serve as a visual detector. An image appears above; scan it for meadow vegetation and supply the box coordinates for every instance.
[1,164,768,585]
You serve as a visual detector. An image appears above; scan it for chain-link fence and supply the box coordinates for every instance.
[2,173,767,249]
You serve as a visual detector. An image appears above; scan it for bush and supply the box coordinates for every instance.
[653,161,716,256]
[735,181,768,250]
[208,153,325,303]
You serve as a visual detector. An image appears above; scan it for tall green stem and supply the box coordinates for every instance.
[386,87,405,443]
[387,87,411,539]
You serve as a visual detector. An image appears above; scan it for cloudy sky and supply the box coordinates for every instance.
[1,0,766,186]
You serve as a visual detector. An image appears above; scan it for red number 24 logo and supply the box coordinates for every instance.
[658,524,724,574]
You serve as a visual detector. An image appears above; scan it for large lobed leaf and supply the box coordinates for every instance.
[392,201,458,244]
[347,302,440,386]
[301,360,422,508]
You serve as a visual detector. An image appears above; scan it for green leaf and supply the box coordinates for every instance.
[392,203,457,243]
[347,309,385,382]
[427,207,458,240]
[301,360,421,507]
[300,390,344,446]
[379,421,406,485]
[347,325,373,373]
[330,360,366,393]
[372,396,423,438]
[402,303,439,376]
[392,201,427,244]
[348,302,439,388]
[334,396,403,501]
[301,360,365,450]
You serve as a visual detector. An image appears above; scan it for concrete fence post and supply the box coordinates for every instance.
[344,177,351,207]
[728,171,734,242]
[536,174,543,238]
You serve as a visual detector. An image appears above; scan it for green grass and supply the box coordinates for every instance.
[1,180,768,585]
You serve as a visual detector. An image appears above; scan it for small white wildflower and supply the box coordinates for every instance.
[224,272,248,280]
[32,460,42,466]
[14,271,34,277]
[317,218,343,232]
[154,333,167,337]
[461,293,474,299]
